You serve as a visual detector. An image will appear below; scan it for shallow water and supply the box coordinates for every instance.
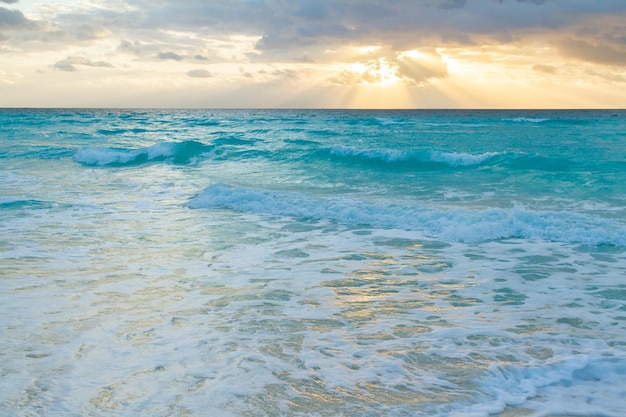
[1,109,625,416]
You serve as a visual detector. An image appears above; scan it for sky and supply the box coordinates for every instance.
[1,0,625,108]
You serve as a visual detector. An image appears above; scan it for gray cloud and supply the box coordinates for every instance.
[117,39,144,55]
[585,69,626,83]
[396,52,448,85]
[0,0,19,4]
[497,0,547,4]
[440,0,468,10]
[158,51,184,61]
[54,60,78,72]
[187,69,212,78]
[72,23,109,41]
[0,6,34,28]
[54,55,114,71]
[236,1,625,60]
[559,38,626,66]
[287,0,331,21]
[5,0,626,69]
[51,1,580,52]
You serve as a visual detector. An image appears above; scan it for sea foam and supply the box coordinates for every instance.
[73,140,216,166]
[188,183,626,246]
[462,356,626,417]
[504,117,551,123]
[331,146,498,167]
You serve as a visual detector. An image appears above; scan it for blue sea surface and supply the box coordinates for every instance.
[1,109,625,416]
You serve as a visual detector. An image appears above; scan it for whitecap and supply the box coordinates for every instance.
[187,184,626,246]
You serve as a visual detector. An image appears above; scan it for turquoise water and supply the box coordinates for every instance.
[1,109,625,416]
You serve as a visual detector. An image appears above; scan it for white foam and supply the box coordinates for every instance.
[331,145,413,163]
[331,146,498,167]
[375,117,407,125]
[73,147,142,165]
[460,356,626,417]
[187,183,626,246]
[504,117,550,123]
[73,141,215,166]
[427,150,498,167]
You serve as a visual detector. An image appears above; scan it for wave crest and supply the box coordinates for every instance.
[331,146,498,167]
[504,117,550,123]
[73,140,217,166]
[187,184,626,246]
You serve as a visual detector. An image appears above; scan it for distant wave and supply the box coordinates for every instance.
[504,117,550,123]
[421,122,488,128]
[0,198,56,210]
[187,183,626,246]
[373,117,415,126]
[73,140,218,166]
[331,146,498,167]
[97,127,150,135]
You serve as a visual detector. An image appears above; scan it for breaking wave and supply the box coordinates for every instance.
[73,140,219,166]
[330,146,498,167]
[187,183,626,246]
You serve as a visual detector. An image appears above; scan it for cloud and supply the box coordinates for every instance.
[287,1,331,21]
[72,23,110,41]
[329,47,448,86]
[439,0,468,10]
[396,51,448,84]
[6,1,625,66]
[495,0,546,4]
[187,69,212,78]
[558,38,626,66]
[0,6,34,28]
[238,66,253,79]
[0,0,19,4]
[117,39,145,55]
[532,64,557,74]
[54,56,114,72]
[585,69,626,83]
[59,1,594,60]
[158,51,184,61]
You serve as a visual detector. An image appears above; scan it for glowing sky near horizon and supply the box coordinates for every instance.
[1,0,625,108]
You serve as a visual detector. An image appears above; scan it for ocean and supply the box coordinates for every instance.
[1,108,625,416]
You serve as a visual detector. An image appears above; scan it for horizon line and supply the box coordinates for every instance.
[2,107,625,111]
